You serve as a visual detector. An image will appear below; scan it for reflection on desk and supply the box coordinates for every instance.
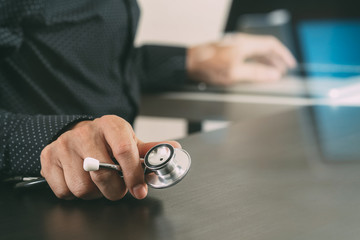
[181,75,360,99]
[2,105,360,240]
[0,189,173,240]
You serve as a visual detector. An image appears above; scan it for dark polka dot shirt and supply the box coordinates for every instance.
[0,0,187,178]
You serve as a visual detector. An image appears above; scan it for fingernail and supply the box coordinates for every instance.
[133,184,147,199]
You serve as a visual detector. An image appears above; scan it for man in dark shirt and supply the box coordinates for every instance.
[0,0,296,200]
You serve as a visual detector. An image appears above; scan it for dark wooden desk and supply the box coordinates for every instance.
[140,93,297,122]
[2,106,360,240]
[140,93,297,133]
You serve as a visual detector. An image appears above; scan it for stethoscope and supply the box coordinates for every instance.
[4,144,191,190]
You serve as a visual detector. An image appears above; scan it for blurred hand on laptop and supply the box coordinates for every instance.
[186,33,297,86]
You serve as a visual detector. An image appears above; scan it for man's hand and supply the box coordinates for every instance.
[40,115,181,201]
[186,33,297,86]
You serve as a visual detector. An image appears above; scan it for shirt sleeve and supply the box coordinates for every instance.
[0,109,93,178]
[134,45,189,92]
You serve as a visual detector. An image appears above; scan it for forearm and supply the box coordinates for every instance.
[0,109,93,178]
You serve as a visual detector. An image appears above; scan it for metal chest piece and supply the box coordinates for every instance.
[144,144,191,189]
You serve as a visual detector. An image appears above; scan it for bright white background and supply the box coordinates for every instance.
[135,0,232,46]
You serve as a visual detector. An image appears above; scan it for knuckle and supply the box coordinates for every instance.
[112,143,134,159]
[71,182,93,199]
[117,118,132,130]
[55,134,69,150]
[74,123,93,140]
[40,146,54,173]
[54,187,73,199]
[40,146,51,161]
[100,115,129,126]
[91,170,115,185]
[98,115,117,124]
[97,115,134,138]
[99,114,113,121]
[97,115,124,130]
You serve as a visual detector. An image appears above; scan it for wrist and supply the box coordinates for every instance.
[186,46,197,81]
[186,44,215,83]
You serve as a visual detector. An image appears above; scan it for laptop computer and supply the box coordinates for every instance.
[183,0,360,99]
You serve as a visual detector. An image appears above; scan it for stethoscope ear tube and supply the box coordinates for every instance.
[1,176,49,190]
[14,177,48,189]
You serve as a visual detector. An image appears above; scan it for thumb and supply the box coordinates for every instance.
[137,140,182,158]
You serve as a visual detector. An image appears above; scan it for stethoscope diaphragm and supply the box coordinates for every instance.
[144,144,191,189]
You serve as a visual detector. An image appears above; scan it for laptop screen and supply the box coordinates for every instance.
[297,19,360,78]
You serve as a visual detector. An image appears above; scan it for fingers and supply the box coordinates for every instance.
[42,136,102,200]
[41,163,75,200]
[41,146,76,200]
[61,153,102,200]
[87,143,127,201]
[254,55,287,75]
[258,36,296,69]
[232,33,297,68]
[69,133,127,201]
[187,33,297,85]
[232,62,283,82]
[101,118,147,200]
[222,33,297,83]
[89,167,127,201]
[69,122,127,200]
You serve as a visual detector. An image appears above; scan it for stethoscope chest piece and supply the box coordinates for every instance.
[144,144,191,189]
